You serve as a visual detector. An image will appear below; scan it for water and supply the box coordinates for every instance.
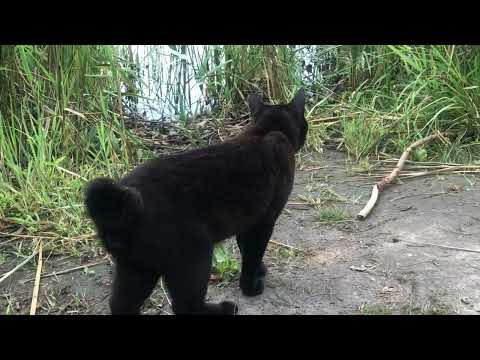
[121,45,339,122]
[120,45,210,121]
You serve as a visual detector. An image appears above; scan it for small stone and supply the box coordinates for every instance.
[350,265,367,272]
[461,297,471,305]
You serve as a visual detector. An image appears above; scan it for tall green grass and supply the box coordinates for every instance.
[0,45,139,254]
[331,45,480,162]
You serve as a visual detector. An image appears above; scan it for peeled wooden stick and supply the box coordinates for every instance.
[357,131,445,220]
[357,185,379,220]
[30,241,43,315]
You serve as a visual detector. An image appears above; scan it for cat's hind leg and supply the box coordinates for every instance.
[163,241,238,315]
[110,262,160,315]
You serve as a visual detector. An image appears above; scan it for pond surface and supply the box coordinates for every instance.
[123,45,338,122]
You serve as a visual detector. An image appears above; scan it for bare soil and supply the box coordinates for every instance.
[2,149,480,315]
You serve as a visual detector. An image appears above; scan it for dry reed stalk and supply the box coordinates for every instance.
[30,241,43,315]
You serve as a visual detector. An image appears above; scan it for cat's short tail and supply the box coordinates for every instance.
[84,177,143,252]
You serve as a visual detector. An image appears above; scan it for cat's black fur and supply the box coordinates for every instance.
[84,89,308,315]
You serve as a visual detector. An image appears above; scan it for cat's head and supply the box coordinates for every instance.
[248,89,308,152]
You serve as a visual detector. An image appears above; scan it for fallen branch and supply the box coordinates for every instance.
[30,241,43,315]
[357,131,446,220]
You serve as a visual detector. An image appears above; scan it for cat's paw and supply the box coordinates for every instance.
[240,276,264,297]
[221,301,239,315]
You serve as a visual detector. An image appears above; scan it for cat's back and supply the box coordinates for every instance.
[121,134,267,184]
[119,129,294,214]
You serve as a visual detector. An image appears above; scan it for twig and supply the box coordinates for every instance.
[0,239,18,248]
[397,259,439,268]
[286,202,311,210]
[0,225,25,238]
[21,259,109,284]
[0,231,96,243]
[217,129,224,142]
[394,238,480,254]
[301,166,329,172]
[286,206,311,211]
[287,201,311,206]
[270,240,310,254]
[379,157,464,167]
[357,131,445,220]
[30,241,43,315]
[160,278,172,308]
[158,308,172,315]
[0,232,56,240]
[309,115,347,123]
[390,191,447,202]
[400,168,480,179]
[0,243,39,285]
[54,165,88,182]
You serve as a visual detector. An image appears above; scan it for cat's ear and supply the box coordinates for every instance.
[289,88,305,115]
[248,92,264,117]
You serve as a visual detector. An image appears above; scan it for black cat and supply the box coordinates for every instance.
[84,89,308,315]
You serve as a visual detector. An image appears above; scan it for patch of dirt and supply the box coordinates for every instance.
[2,149,480,315]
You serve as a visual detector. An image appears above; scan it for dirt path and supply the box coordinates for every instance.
[2,149,480,315]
